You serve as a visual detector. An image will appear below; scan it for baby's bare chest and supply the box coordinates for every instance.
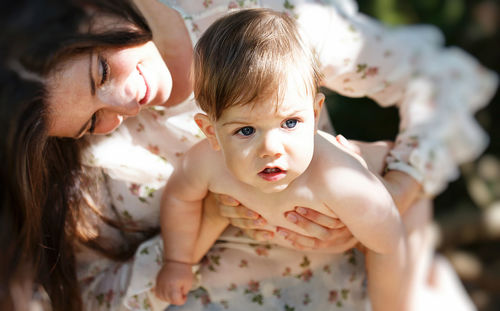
[210,175,336,238]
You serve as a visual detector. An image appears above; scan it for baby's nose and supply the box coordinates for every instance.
[259,132,284,158]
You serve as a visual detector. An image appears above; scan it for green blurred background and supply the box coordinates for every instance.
[323,0,499,310]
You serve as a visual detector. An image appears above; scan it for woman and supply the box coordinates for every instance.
[1,0,496,310]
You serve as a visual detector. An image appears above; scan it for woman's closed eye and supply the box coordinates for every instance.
[235,126,255,137]
[99,56,110,85]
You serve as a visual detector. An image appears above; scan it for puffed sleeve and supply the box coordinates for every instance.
[295,1,498,195]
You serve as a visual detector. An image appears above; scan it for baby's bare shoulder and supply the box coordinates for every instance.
[313,131,368,170]
[310,134,383,207]
[308,133,373,194]
[183,139,224,173]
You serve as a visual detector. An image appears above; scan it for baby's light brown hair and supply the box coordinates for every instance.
[194,8,322,120]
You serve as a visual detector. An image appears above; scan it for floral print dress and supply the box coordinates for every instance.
[76,0,498,310]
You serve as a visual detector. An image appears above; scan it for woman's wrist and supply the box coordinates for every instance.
[383,170,423,214]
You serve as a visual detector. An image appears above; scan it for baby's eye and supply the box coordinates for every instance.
[282,119,298,129]
[236,126,255,136]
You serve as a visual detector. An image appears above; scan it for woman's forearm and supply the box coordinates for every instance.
[382,170,423,215]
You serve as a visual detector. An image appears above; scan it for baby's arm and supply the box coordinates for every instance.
[326,171,409,311]
[192,192,230,262]
[318,132,402,253]
[156,141,225,304]
[319,138,409,310]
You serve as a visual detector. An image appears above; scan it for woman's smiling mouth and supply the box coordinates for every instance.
[137,63,150,105]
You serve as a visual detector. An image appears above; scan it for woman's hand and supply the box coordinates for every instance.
[214,194,356,252]
[277,207,357,252]
[214,194,275,241]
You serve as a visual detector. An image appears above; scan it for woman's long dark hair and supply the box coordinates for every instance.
[0,69,49,310]
[1,0,152,310]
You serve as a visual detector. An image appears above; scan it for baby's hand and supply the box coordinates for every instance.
[155,261,194,305]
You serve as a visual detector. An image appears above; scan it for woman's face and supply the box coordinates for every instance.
[46,40,172,138]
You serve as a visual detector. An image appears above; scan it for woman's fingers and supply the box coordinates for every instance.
[215,194,240,206]
[228,216,267,229]
[284,211,332,240]
[282,207,353,250]
[277,226,355,251]
[218,202,260,220]
[242,229,274,241]
[213,192,271,241]
[294,207,345,229]
[278,227,319,248]
[319,226,355,246]
[336,134,361,155]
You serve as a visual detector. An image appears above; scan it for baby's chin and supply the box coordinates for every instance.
[259,184,289,194]
[246,171,303,194]
[250,180,293,194]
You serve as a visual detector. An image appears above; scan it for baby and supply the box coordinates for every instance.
[156,8,409,311]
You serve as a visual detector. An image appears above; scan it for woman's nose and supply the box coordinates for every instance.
[259,131,284,159]
[98,82,142,117]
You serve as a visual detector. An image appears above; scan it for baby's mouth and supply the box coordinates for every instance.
[258,167,287,181]
[260,167,283,174]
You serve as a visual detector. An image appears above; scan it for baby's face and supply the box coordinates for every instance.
[212,78,323,193]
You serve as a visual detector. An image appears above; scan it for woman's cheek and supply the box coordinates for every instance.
[94,113,124,134]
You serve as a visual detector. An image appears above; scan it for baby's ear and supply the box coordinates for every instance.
[313,93,325,131]
[194,113,220,150]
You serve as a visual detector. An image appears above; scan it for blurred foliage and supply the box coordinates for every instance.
[324,1,499,309]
